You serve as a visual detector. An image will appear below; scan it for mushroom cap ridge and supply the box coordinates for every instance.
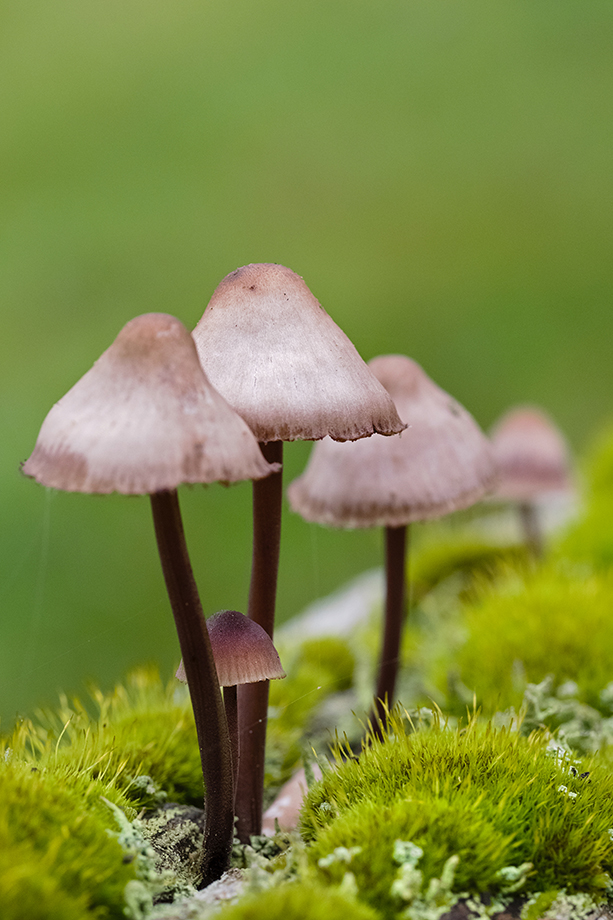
[23,313,278,494]
[288,354,497,528]
[193,264,405,443]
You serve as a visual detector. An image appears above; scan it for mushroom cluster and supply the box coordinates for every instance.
[23,263,551,886]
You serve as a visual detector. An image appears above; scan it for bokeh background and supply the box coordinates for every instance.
[1,0,612,726]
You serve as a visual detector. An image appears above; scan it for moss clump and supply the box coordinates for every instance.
[447,566,613,714]
[311,794,514,918]
[300,715,613,918]
[16,667,203,810]
[0,756,136,919]
[216,880,381,920]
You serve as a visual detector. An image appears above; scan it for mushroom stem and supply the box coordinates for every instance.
[374,523,409,731]
[518,501,543,559]
[235,439,283,842]
[223,684,239,804]
[150,488,234,886]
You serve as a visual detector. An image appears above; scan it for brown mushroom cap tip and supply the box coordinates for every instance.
[193,264,405,443]
[206,610,286,687]
[22,312,278,494]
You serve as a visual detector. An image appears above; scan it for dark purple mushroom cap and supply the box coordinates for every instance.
[22,313,278,494]
[177,610,286,687]
[288,354,497,528]
[489,406,573,501]
[192,264,405,444]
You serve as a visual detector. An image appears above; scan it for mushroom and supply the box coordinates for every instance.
[22,312,278,885]
[288,355,497,728]
[177,609,285,802]
[489,406,573,558]
[192,263,405,839]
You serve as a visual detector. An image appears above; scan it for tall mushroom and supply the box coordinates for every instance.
[288,355,496,728]
[489,406,573,558]
[192,263,405,839]
[22,312,278,885]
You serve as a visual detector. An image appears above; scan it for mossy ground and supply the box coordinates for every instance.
[300,713,613,918]
[7,429,613,917]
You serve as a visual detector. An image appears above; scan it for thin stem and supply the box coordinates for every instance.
[150,489,234,886]
[223,684,239,805]
[518,501,543,559]
[235,440,283,842]
[374,524,408,732]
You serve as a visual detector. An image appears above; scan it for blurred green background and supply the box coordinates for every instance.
[1,0,612,726]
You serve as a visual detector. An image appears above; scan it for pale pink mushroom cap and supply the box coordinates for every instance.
[192,264,405,443]
[489,406,573,501]
[22,313,278,495]
[288,355,497,528]
[176,610,286,686]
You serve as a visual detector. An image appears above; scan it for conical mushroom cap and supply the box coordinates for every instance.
[192,264,405,443]
[176,610,285,686]
[288,355,497,528]
[489,406,572,501]
[22,313,278,494]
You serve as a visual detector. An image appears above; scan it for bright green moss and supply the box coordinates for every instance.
[216,880,381,920]
[311,794,514,919]
[447,566,613,714]
[0,757,136,919]
[301,715,613,912]
[16,667,203,809]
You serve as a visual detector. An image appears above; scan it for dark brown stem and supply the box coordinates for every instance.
[518,501,543,559]
[374,524,408,733]
[224,684,239,805]
[235,440,283,842]
[150,489,234,886]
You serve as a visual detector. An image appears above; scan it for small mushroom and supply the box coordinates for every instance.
[178,610,285,802]
[22,313,278,885]
[193,264,405,839]
[288,355,496,728]
[489,406,573,557]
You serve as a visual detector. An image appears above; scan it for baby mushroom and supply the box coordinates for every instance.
[178,610,285,803]
[288,355,496,728]
[22,312,278,885]
[489,406,573,558]
[192,263,405,839]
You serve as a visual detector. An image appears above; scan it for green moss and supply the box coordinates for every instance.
[556,424,613,568]
[311,794,514,919]
[447,566,613,714]
[216,880,381,920]
[0,757,136,919]
[14,667,203,810]
[266,637,356,795]
[410,536,528,605]
[300,714,613,913]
